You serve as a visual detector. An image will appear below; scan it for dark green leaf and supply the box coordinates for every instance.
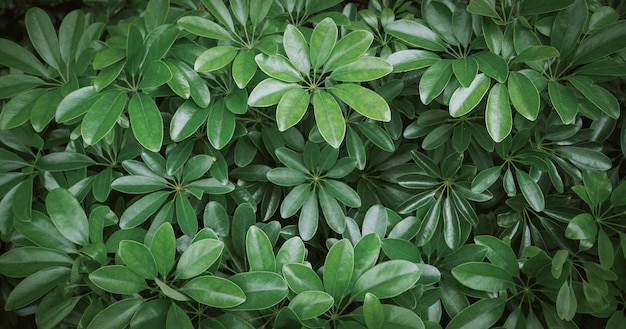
[89,265,148,294]
[5,267,70,311]
[572,21,626,65]
[25,8,61,69]
[0,89,43,129]
[453,57,479,88]
[0,38,47,75]
[0,247,72,278]
[45,188,89,246]
[119,191,169,229]
[548,81,578,125]
[473,51,508,83]
[466,0,499,18]
[555,146,612,171]
[447,298,505,329]
[283,263,324,293]
[419,59,453,105]
[520,0,575,15]
[86,298,143,329]
[568,76,619,119]
[229,271,288,311]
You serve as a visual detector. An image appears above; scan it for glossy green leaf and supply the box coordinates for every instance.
[313,90,345,148]
[0,38,47,76]
[385,19,446,51]
[267,167,307,186]
[5,267,70,311]
[229,271,288,311]
[36,292,81,329]
[25,8,61,69]
[36,152,96,172]
[520,0,575,15]
[165,303,193,329]
[298,191,319,241]
[513,45,559,63]
[45,188,89,246]
[551,0,587,58]
[15,212,76,253]
[89,265,148,294]
[572,20,626,65]
[474,235,519,276]
[555,146,612,171]
[466,0,499,18]
[0,247,72,278]
[449,73,490,117]
[280,184,312,218]
[255,53,302,83]
[352,260,420,301]
[181,276,246,308]
[324,239,354,301]
[207,100,235,150]
[176,238,224,279]
[447,298,505,329]
[289,290,334,320]
[419,59,453,105]
[55,86,98,123]
[86,298,143,329]
[169,100,211,142]
[276,87,310,131]
[508,71,540,120]
[453,57,479,88]
[283,25,310,74]
[516,168,545,212]
[485,83,512,142]
[177,16,232,40]
[283,263,324,293]
[81,90,128,145]
[451,262,514,292]
[119,240,158,279]
[249,0,273,27]
[568,76,619,119]
[275,236,305,272]
[324,30,374,72]
[363,293,384,329]
[548,81,578,125]
[386,49,440,73]
[248,78,300,107]
[120,191,169,229]
[200,0,235,32]
[329,57,392,82]
[0,88,43,129]
[324,179,361,208]
[473,51,508,83]
[329,83,390,122]
[318,185,346,234]
[246,226,276,272]
[565,213,598,240]
[111,175,168,194]
[310,17,337,69]
[128,92,163,152]
[0,75,45,100]
[140,60,172,89]
[598,229,614,270]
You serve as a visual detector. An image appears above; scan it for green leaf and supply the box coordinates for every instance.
[283,25,310,74]
[352,260,421,301]
[45,188,89,246]
[512,45,559,63]
[324,30,374,72]
[447,298,505,329]
[598,229,614,270]
[112,175,168,194]
[232,49,256,89]
[298,192,319,241]
[128,92,163,152]
[364,293,384,329]
[313,90,345,148]
[385,19,446,51]
[170,100,211,142]
[255,53,303,83]
[140,60,172,89]
[249,0,273,27]
[551,0,587,58]
[453,57,479,88]
[310,17,337,69]
[280,184,312,218]
[515,169,545,212]
[36,152,96,172]
[177,16,232,40]
[329,84,390,122]
[200,0,235,32]
[171,60,211,108]
[582,170,612,207]
[81,90,128,145]
[125,24,143,75]
[175,238,224,279]
[419,59,453,105]
[25,8,61,69]
[267,168,308,186]
[275,236,305,272]
[572,21,626,65]
[165,60,190,99]
[181,276,246,308]
[466,0,499,18]
[92,47,125,70]
[485,83,512,142]
[207,100,236,150]
[568,76,619,119]
[36,292,81,329]
[324,239,354,301]
[318,186,346,234]
[473,51,508,83]
[120,191,169,229]
[89,265,148,294]
[426,1,458,45]
[166,303,193,329]
[449,73,490,117]
[442,196,462,249]
[548,81,578,125]
[86,298,143,329]
[324,179,361,208]
[246,226,276,272]
[556,281,577,321]
[5,267,70,311]
[0,247,72,278]
[55,86,98,123]
[471,166,502,193]
[0,75,45,100]
[119,240,158,279]
[248,78,300,107]
[386,50,440,73]
[508,71,540,121]
[276,87,310,131]
[144,0,169,30]
[520,0,575,15]
[555,146,612,171]
[15,212,76,253]
[451,262,514,292]
[229,271,289,311]
[0,89,44,129]
[283,263,324,293]
[565,213,598,240]
[0,38,47,76]
[289,290,334,320]
[474,235,519,276]
[150,223,175,277]
[329,57,392,82]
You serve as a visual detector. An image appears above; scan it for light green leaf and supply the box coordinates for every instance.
[329,83,390,122]
[556,281,577,321]
[200,0,235,32]
[324,239,354,301]
[289,290,334,320]
[449,73,490,117]
[352,260,421,301]
[175,238,224,279]
[284,25,310,74]
[386,49,440,73]
[310,17,337,69]
[119,240,158,279]
[276,87,310,131]
[45,188,89,246]
[229,271,288,311]
[89,265,148,294]
[385,19,446,51]
[255,53,302,83]
[485,83,512,142]
[324,30,374,72]
[565,213,598,240]
[181,276,246,308]
[329,57,392,82]
[166,303,193,329]
[280,184,312,218]
[246,226,276,272]
[81,90,128,145]
[177,16,232,40]
[283,263,324,293]
[313,90,345,148]
[232,49,256,89]
[364,293,384,329]
[128,92,163,152]
[195,45,238,72]
[298,191,319,241]
[451,262,514,292]
[248,78,300,107]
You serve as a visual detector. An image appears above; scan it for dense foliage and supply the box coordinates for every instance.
[1,0,626,328]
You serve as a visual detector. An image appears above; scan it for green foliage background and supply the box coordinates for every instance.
[1,0,626,328]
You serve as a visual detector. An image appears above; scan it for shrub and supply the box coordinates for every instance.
[1,0,625,328]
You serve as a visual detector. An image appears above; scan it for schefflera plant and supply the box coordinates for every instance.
[248,17,393,148]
